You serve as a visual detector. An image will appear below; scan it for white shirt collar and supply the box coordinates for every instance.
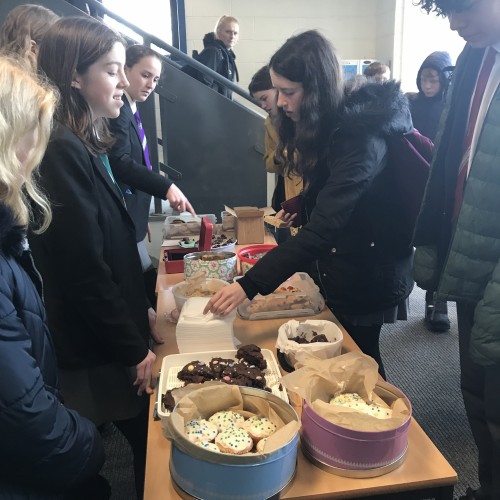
[124,91,137,114]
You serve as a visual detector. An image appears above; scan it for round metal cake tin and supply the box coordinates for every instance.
[169,387,300,500]
[183,251,236,281]
[301,380,412,476]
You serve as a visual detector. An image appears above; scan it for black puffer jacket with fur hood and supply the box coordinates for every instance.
[238,81,415,315]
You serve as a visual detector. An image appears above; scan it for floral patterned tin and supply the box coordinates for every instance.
[184,251,237,281]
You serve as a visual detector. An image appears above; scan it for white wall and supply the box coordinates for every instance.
[184,0,465,94]
[185,0,398,92]
[397,0,464,92]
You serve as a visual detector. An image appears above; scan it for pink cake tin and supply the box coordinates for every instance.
[301,380,412,478]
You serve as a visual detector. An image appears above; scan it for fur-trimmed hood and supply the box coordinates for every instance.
[341,80,413,136]
[0,203,26,258]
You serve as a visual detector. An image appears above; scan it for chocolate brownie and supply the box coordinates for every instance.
[310,333,328,343]
[290,330,328,344]
[177,360,215,384]
[162,389,176,412]
[236,344,267,370]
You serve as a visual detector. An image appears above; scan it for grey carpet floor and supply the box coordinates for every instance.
[101,285,478,499]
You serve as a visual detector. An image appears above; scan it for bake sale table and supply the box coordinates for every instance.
[145,255,457,499]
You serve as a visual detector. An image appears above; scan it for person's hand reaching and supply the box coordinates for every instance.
[166,184,196,217]
[203,281,248,316]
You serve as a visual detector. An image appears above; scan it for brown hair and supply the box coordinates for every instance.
[363,61,389,78]
[37,16,125,155]
[270,30,344,176]
[126,44,162,70]
[248,65,273,96]
[0,4,59,71]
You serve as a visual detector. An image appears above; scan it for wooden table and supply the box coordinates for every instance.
[145,257,457,500]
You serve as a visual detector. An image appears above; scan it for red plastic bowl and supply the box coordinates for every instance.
[237,244,277,274]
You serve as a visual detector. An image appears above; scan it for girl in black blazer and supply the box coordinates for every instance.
[30,17,154,499]
[108,45,195,310]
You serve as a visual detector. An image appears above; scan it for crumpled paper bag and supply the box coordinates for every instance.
[276,319,343,367]
[280,352,410,431]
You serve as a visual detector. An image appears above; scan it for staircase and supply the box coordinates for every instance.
[0,0,268,217]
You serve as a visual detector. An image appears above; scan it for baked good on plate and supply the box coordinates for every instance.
[185,419,218,443]
[209,410,245,432]
[243,416,277,442]
[329,392,392,419]
[215,427,253,454]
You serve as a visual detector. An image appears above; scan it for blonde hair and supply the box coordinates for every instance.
[214,15,239,36]
[0,4,59,71]
[0,56,57,232]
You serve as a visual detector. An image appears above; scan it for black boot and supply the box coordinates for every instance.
[425,291,450,332]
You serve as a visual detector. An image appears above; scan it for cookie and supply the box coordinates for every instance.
[208,410,245,432]
[221,361,266,389]
[243,416,277,442]
[177,360,214,384]
[185,419,218,443]
[215,427,253,454]
[329,393,392,419]
[209,357,234,379]
[236,344,267,370]
[196,441,220,453]
[256,437,268,453]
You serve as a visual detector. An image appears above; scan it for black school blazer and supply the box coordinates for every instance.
[109,97,171,241]
[29,124,150,370]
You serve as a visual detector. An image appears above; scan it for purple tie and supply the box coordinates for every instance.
[134,109,152,170]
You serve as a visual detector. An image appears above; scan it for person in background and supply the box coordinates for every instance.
[364,61,391,83]
[248,65,303,228]
[186,15,239,99]
[31,17,156,500]
[408,50,453,333]
[414,1,500,499]
[0,56,109,500]
[109,44,195,310]
[0,3,58,70]
[205,30,415,380]
[344,74,368,95]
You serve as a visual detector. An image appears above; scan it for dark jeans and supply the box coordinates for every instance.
[114,400,150,500]
[335,314,385,380]
[457,302,500,500]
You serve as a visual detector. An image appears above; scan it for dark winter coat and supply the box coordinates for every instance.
[0,204,104,498]
[409,51,452,141]
[238,81,414,315]
[413,45,500,366]
[186,32,238,99]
